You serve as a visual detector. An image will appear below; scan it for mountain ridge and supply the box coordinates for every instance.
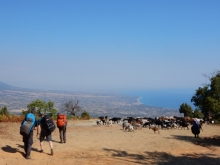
[0,81,41,92]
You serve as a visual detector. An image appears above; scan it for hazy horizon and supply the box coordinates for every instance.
[0,1,219,93]
[1,81,195,110]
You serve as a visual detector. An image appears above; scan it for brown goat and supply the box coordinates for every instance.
[149,127,160,134]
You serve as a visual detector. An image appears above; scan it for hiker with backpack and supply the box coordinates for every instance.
[36,112,55,155]
[191,118,201,138]
[57,113,67,143]
[20,109,38,159]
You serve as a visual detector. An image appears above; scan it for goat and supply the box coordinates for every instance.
[125,124,134,132]
[143,121,151,128]
[132,123,142,130]
[122,121,130,130]
[149,126,160,134]
[96,121,101,126]
[106,120,113,127]
[170,123,178,129]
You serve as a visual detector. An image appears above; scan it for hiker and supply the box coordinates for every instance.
[57,113,67,143]
[20,109,38,159]
[191,118,201,138]
[37,112,54,155]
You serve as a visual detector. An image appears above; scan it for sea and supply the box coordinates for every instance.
[122,88,196,110]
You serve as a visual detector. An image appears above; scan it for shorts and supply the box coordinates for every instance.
[39,132,52,142]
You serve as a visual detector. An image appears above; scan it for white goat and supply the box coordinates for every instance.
[125,124,134,132]
[106,120,113,127]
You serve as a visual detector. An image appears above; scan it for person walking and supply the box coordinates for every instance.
[57,113,67,143]
[191,118,201,138]
[21,109,38,159]
[37,112,54,155]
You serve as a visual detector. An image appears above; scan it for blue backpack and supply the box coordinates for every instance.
[20,113,36,136]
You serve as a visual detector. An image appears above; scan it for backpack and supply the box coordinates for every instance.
[42,115,56,133]
[57,114,67,128]
[20,113,36,136]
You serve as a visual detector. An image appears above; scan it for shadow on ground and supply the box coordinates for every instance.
[52,139,61,143]
[103,148,220,165]
[1,145,26,158]
[168,135,220,148]
[1,145,17,153]
[16,144,39,152]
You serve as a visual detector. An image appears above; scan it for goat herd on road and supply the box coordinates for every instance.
[96,116,215,137]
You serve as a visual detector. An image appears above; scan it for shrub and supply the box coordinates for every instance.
[0,115,9,122]
[81,111,90,120]
[11,115,23,122]
[0,115,23,122]
[0,106,10,116]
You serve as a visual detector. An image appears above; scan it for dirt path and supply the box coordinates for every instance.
[0,120,220,165]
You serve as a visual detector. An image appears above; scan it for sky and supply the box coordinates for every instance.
[0,0,220,93]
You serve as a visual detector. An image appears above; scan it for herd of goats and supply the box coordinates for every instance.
[96,116,214,135]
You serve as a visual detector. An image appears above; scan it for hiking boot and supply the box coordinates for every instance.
[25,156,31,159]
[39,150,43,153]
[51,149,54,155]
[59,141,63,143]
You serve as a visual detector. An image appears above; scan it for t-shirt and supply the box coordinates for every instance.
[38,117,48,133]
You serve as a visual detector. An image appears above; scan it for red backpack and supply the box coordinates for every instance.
[57,114,67,128]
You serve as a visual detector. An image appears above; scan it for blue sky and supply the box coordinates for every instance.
[0,1,219,92]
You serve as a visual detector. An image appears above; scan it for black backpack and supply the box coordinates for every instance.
[43,115,56,133]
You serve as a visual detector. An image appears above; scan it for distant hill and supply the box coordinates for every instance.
[0,82,21,90]
[0,81,40,92]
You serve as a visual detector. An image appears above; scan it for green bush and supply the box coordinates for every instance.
[0,106,10,116]
[80,111,90,120]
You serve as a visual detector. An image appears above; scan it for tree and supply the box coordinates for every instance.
[47,101,57,117]
[27,99,47,114]
[26,99,57,117]
[0,106,10,116]
[191,86,210,117]
[191,71,220,119]
[179,103,193,117]
[193,108,204,118]
[62,99,82,116]
[81,111,90,119]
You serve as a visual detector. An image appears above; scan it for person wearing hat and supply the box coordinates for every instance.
[36,112,54,155]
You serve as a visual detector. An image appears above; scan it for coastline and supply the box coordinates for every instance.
[127,90,194,109]
[137,97,142,105]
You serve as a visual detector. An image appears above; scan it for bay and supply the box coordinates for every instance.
[122,88,196,110]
